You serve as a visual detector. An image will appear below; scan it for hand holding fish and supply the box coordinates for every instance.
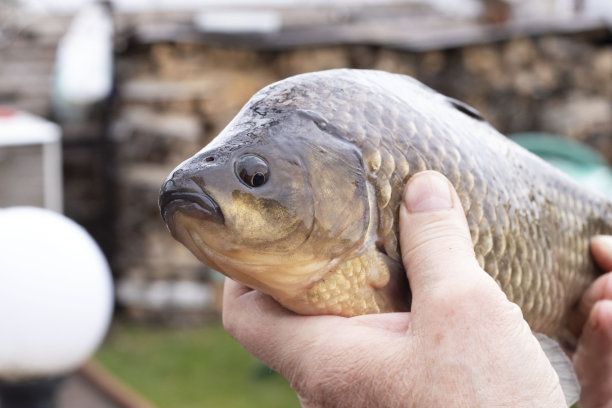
[223,171,567,407]
[571,238,612,408]
[161,69,612,406]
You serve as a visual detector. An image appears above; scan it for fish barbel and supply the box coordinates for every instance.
[159,69,612,342]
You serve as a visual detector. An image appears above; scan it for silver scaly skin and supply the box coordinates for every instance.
[159,69,612,343]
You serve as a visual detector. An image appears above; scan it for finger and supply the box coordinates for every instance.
[222,277,294,340]
[567,271,612,337]
[222,277,253,301]
[567,235,612,337]
[222,277,409,385]
[573,299,612,406]
[587,300,612,346]
[591,235,612,272]
[399,171,481,300]
[222,278,339,370]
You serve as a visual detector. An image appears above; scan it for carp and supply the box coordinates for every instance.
[159,69,612,345]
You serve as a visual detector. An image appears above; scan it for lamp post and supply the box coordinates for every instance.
[0,207,114,408]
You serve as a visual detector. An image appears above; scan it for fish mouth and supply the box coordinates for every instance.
[159,190,225,228]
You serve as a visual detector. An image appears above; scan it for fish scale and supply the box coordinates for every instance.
[268,70,608,337]
[159,69,612,343]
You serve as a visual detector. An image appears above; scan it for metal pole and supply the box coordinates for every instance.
[0,377,63,408]
[42,138,63,213]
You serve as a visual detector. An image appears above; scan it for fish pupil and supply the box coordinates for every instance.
[235,154,269,188]
[251,173,266,187]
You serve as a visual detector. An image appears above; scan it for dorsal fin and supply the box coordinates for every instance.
[446,97,485,121]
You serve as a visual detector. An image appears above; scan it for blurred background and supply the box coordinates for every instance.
[1,0,611,406]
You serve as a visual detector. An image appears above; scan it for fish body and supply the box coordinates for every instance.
[159,69,612,341]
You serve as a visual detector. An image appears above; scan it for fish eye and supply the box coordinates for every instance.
[235,154,269,188]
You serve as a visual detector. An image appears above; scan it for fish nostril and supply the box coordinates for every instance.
[205,156,215,162]
[161,178,176,192]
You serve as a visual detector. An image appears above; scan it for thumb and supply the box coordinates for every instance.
[399,171,480,301]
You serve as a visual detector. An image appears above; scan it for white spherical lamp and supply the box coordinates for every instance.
[0,207,114,406]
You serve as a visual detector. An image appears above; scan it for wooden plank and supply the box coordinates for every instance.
[77,361,157,408]
[134,8,610,51]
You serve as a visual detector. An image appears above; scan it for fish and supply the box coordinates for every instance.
[159,69,612,345]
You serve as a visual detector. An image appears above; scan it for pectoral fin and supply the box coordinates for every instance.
[534,332,580,407]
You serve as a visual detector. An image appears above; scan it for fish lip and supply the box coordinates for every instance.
[159,190,224,226]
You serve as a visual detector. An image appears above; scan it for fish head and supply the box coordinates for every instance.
[159,100,370,305]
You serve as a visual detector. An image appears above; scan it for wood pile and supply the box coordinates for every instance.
[2,10,611,322]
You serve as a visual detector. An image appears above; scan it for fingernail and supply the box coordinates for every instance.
[404,172,453,212]
[593,235,612,251]
[589,300,612,337]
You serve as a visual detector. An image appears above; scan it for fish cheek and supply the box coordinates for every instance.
[227,189,313,251]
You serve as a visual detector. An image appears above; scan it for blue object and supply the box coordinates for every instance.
[511,132,612,198]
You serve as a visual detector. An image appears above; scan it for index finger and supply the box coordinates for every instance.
[222,277,254,301]
[566,236,612,337]
[222,277,295,337]
[592,236,612,272]
[567,272,612,337]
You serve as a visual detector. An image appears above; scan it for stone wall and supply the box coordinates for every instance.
[112,31,612,321]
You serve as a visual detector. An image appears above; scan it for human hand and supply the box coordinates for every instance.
[571,236,612,408]
[222,170,566,407]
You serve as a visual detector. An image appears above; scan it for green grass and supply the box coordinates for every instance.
[95,320,301,408]
[96,320,584,408]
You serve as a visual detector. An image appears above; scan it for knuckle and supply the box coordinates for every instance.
[425,267,491,303]
[425,271,520,322]
[402,219,471,260]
